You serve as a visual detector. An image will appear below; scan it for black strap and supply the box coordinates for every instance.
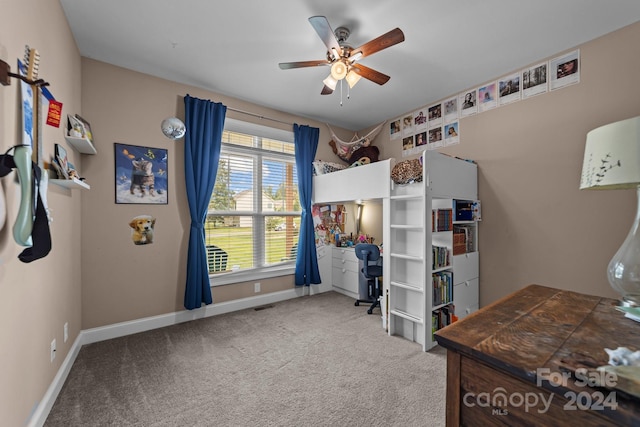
[0,153,52,262]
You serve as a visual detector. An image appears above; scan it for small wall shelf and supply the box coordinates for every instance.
[50,177,90,190]
[64,135,96,155]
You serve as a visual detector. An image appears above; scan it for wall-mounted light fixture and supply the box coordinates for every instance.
[356,201,364,235]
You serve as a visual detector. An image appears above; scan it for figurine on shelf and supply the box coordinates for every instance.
[67,168,79,180]
[67,114,86,138]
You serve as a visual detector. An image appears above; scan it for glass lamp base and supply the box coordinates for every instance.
[608,186,640,307]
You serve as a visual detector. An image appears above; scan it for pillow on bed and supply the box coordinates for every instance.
[313,160,347,176]
[391,158,423,185]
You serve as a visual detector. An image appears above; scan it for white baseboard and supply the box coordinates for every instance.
[81,287,307,345]
[28,286,321,426]
[28,333,83,427]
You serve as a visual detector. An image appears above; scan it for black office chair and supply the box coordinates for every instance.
[354,243,383,314]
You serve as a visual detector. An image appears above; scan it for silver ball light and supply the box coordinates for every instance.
[161,117,186,140]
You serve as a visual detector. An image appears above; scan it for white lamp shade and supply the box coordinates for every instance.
[345,70,362,88]
[330,61,348,80]
[323,74,338,91]
[580,116,640,190]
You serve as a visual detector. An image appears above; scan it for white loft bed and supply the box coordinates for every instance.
[386,150,478,351]
[311,158,395,204]
[311,152,477,204]
[311,151,478,346]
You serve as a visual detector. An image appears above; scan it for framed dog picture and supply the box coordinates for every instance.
[114,142,168,204]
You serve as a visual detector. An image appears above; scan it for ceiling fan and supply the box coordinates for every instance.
[278,16,405,95]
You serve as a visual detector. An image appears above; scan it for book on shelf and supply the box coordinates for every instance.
[432,303,456,337]
[54,143,68,177]
[453,230,466,255]
[454,200,474,221]
[432,245,450,269]
[433,208,453,232]
[432,271,453,306]
[453,224,476,254]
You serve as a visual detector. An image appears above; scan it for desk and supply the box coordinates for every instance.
[434,284,640,426]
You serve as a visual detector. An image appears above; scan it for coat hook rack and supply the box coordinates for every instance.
[0,59,49,87]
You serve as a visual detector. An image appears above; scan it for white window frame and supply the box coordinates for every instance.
[208,119,299,287]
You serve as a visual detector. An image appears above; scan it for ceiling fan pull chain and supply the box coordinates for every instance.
[340,79,343,106]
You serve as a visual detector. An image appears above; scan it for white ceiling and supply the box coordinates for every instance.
[59,0,640,131]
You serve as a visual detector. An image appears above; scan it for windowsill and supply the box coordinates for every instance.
[209,264,296,287]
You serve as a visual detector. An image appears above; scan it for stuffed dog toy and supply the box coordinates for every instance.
[129,214,156,245]
[130,159,155,196]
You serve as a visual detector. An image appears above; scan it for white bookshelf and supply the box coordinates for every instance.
[387,151,479,351]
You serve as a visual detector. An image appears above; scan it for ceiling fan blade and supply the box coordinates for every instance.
[349,28,405,60]
[279,60,330,70]
[309,16,341,54]
[321,85,334,95]
[352,64,391,85]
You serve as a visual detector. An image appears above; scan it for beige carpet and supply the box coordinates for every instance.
[45,291,446,426]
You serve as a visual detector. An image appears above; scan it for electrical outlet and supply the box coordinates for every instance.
[50,339,56,363]
[254,282,261,293]
[64,322,69,343]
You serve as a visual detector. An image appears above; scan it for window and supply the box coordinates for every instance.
[206,119,300,285]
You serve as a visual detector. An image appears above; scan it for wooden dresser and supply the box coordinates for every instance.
[434,284,640,426]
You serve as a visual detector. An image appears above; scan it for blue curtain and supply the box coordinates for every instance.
[183,95,227,309]
[293,124,321,286]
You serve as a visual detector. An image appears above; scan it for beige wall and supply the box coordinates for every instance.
[3,2,640,424]
[1,1,83,425]
[373,22,640,305]
[79,59,343,329]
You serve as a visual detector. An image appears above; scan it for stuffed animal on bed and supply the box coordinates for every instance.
[347,145,379,168]
[327,122,384,164]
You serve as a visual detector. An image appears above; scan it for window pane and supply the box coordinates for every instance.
[205,216,254,271]
[207,125,300,277]
[222,130,255,148]
[265,216,299,265]
[262,138,295,154]
[262,157,299,213]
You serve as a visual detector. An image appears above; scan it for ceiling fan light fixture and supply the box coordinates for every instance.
[330,60,348,80]
[279,17,404,97]
[345,70,361,88]
[350,51,363,62]
[323,74,338,90]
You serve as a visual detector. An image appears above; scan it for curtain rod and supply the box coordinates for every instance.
[227,107,306,127]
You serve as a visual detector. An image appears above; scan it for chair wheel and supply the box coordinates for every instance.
[355,301,359,306]
[367,308,373,314]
